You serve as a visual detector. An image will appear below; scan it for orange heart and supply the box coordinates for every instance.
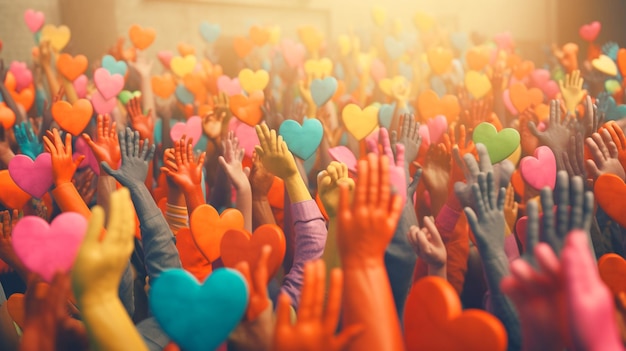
[189,204,245,262]
[427,47,453,75]
[183,73,207,99]
[51,99,93,136]
[506,54,522,70]
[466,47,489,71]
[0,103,16,129]
[220,224,286,282]
[56,53,88,82]
[404,277,507,351]
[229,91,264,126]
[177,42,196,57]
[534,103,549,122]
[0,170,31,209]
[249,26,270,47]
[598,253,626,297]
[4,72,16,91]
[617,48,626,77]
[595,174,626,228]
[509,83,543,113]
[416,90,460,122]
[233,36,254,59]
[176,227,212,281]
[511,169,525,198]
[10,87,34,112]
[513,60,535,80]
[128,24,156,50]
[151,75,176,99]
[7,293,26,328]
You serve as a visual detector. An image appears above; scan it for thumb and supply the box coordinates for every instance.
[73,155,85,168]
[101,161,116,176]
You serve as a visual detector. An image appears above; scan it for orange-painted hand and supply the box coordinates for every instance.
[161,136,206,192]
[43,128,83,186]
[81,114,121,170]
[127,96,154,142]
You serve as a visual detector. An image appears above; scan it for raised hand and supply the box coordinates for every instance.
[529,100,574,171]
[202,93,231,140]
[585,130,626,180]
[81,114,121,170]
[254,124,298,180]
[43,128,84,186]
[503,184,518,234]
[460,97,494,130]
[391,113,421,174]
[601,121,626,171]
[317,161,355,218]
[559,69,586,115]
[235,245,271,321]
[72,169,96,206]
[14,121,43,159]
[249,151,275,199]
[407,216,446,278]
[421,143,451,214]
[0,209,29,279]
[366,128,407,203]
[219,131,250,191]
[161,136,206,191]
[274,260,362,351]
[101,127,155,188]
[127,96,154,143]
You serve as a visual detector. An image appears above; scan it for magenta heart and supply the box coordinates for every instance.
[370,59,387,82]
[493,32,514,50]
[418,125,431,147]
[229,118,258,158]
[427,115,448,145]
[8,154,52,198]
[9,61,33,92]
[94,67,124,100]
[91,90,117,115]
[530,69,550,89]
[328,146,357,173]
[24,9,45,33]
[170,116,202,147]
[281,39,305,68]
[502,89,518,115]
[579,21,601,42]
[12,213,87,282]
[74,137,101,175]
[520,146,556,191]
[73,74,88,99]
[217,76,241,96]
[543,81,560,100]
[158,50,174,69]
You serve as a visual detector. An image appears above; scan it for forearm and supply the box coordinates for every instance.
[61,79,77,103]
[51,182,91,218]
[251,196,276,229]
[0,149,15,169]
[97,174,117,218]
[208,166,230,210]
[234,183,252,232]
[322,218,340,271]
[0,85,24,124]
[434,203,469,293]
[283,174,311,204]
[140,75,156,122]
[182,185,205,216]
[41,64,60,99]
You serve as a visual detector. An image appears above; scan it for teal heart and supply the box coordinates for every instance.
[175,85,194,105]
[310,77,338,107]
[384,36,406,60]
[153,118,176,144]
[430,76,447,97]
[36,87,46,116]
[334,62,345,80]
[150,268,248,351]
[605,79,621,95]
[279,118,323,160]
[472,122,520,164]
[378,102,396,129]
[118,90,141,105]
[34,31,41,45]
[102,55,128,76]
[199,21,221,43]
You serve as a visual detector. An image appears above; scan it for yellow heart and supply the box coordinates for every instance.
[413,12,435,31]
[238,69,270,94]
[268,26,281,45]
[304,58,333,79]
[40,24,71,52]
[592,55,618,76]
[379,78,393,96]
[170,55,197,78]
[338,35,352,57]
[464,70,492,99]
[372,6,387,27]
[357,53,373,73]
[342,104,379,140]
[392,18,403,37]
[380,76,407,97]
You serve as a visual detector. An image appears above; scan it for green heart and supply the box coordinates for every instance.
[472,122,520,164]
[605,79,622,95]
[118,90,142,105]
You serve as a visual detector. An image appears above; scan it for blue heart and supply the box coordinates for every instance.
[378,102,396,129]
[199,21,221,43]
[310,77,338,107]
[398,62,413,81]
[279,118,323,160]
[150,268,248,351]
[430,76,447,97]
[384,36,406,61]
[175,84,194,105]
[102,55,128,76]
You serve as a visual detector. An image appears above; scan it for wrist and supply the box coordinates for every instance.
[76,290,119,308]
[340,254,385,270]
[427,263,446,279]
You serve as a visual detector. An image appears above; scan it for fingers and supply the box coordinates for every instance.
[324,267,343,332]
[355,159,368,206]
[275,293,292,327]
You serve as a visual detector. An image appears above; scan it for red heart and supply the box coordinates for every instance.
[220,224,286,281]
[0,170,31,209]
[229,92,264,126]
[579,21,601,42]
[595,174,626,228]
[598,254,626,297]
[190,204,244,262]
[51,99,93,136]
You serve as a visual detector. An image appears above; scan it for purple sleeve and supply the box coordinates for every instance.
[280,199,327,308]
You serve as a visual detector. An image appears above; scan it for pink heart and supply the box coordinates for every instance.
[281,39,305,68]
[427,115,448,145]
[12,213,87,282]
[370,59,387,82]
[530,69,550,90]
[170,116,202,147]
[24,9,45,33]
[328,146,357,173]
[520,146,556,191]
[229,118,258,158]
[91,90,117,115]
[502,89,519,115]
[9,61,33,92]
[217,76,241,96]
[493,32,514,51]
[8,154,52,198]
[418,125,431,147]
[158,50,174,69]
[543,81,560,100]
[74,137,100,175]
[73,74,88,99]
[579,21,601,42]
[94,68,124,100]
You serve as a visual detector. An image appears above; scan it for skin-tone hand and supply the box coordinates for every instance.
[366,128,407,203]
[503,184,518,235]
[602,121,626,171]
[0,125,15,167]
[72,169,96,206]
[0,210,29,280]
[249,151,275,200]
[127,97,154,143]
[445,123,475,157]
[317,161,355,218]
[298,80,317,118]
[552,43,579,73]
[421,143,451,215]
[562,131,586,179]
[43,129,84,187]
[202,93,231,141]
[585,130,626,180]
[460,97,494,130]
[101,128,155,189]
[528,100,575,172]
[14,121,43,159]
[407,216,446,279]
[578,95,603,139]
[518,108,540,155]
[559,70,586,115]
[81,114,121,170]
[274,260,363,351]
[219,131,252,231]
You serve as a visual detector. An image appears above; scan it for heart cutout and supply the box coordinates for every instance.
[328,146,357,173]
[279,118,323,160]
[465,70,492,99]
[8,154,53,198]
[56,53,88,82]
[24,9,45,33]
[94,68,124,100]
[416,90,460,122]
[472,122,520,164]
[0,170,31,209]
[310,77,338,107]
[217,76,241,96]
[238,69,269,94]
[199,21,221,43]
[9,62,33,92]
[190,204,245,262]
[519,146,556,191]
[51,99,93,136]
[0,103,16,129]
[170,116,202,146]
[152,75,176,99]
[466,47,489,71]
[230,118,259,158]
[579,21,601,42]
[229,92,264,126]
[592,55,618,76]
[233,36,254,58]
[304,58,333,79]
[342,104,378,141]
[427,47,453,75]
[509,83,543,114]
[171,55,197,78]
[91,90,117,115]
[129,24,156,50]
[101,55,128,76]
[595,174,626,228]
[40,25,71,52]
[598,253,626,297]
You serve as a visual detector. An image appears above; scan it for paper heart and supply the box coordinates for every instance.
[238,69,269,94]
[419,125,431,146]
[183,73,207,98]
[464,70,492,99]
[9,86,34,112]
[416,90,460,122]
[579,21,601,42]
[370,58,387,82]
[473,122,520,164]
[404,276,507,351]
[328,146,357,173]
[280,39,305,68]
[118,90,141,105]
[8,154,52,198]
[9,62,33,92]
[24,9,45,33]
[384,36,406,60]
[55,53,87,82]
[310,77,338,107]
[230,118,259,157]
[427,47,453,75]
[151,75,176,99]
[371,6,387,26]
[595,174,626,228]
[175,84,194,105]
[430,76,447,97]
[304,58,333,79]
[378,103,395,130]
[513,60,535,80]
[101,55,127,76]
[592,55,617,76]
[72,74,87,99]
[229,92,264,126]
[298,26,323,54]
[249,26,270,46]
[493,32,514,50]
[157,50,173,69]
[279,118,323,160]
[598,254,626,297]
[170,116,202,146]
[190,205,244,262]
[605,79,622,95]
[94,68,124,100]
[413,12,435,31]
[220,224,286,281]
[51,99,93,136]
[12,213,87,282]
[170,55,197,78]
[509,83,543,113]
[519,146,556,191]
[150,268,248,351]
[427,116,448,145]
[177,42,196,57]
[342,104,379,141]
[233,36,254,58]
[90,90,117,115]
[40,24,71,52]
[128,24,156,50]
[217,76,241,96]
[617,49,626,77]
[465,47,489,71]
[502,89,518,115]
[0,103,16,129]
[0,170,31,209]
[199,21,221,43]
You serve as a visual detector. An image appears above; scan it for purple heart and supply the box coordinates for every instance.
[9,61,33,92]
[217,76,241,96]
[8,154,52,198]
[170,116,202,147]
[94,67,124,100]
